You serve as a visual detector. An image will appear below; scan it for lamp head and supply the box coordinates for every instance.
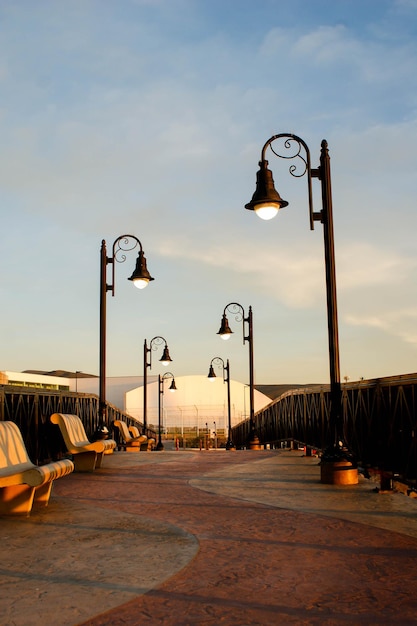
[217,313,233,340]
[160,345,172,366]
[245,159,288,220]
[207,365,216,381]
[128,251,155,289]
[169,378,177,392]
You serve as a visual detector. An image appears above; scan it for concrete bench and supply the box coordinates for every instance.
[50,413,116,472]
[113,420,147,451]
[0,421,74,515]
[128,425,156,451]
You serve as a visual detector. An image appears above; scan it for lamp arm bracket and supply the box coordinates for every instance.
[108,234,144,298]
[223,302,246,344]
[112,235,143,260]
[311,167,325,223]
[150,336,168,349]
[261,133,316,231]
[243,315,250,345]
[161,371,175,391]
[224,302,244,318]
[211,357,227,382]
[145,345,152,370]
[147,335,168,369]
[211,356,225,368]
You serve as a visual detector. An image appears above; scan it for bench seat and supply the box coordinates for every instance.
[113,420,147,452]
[129,425,156,451]
[0,421,74,515]
[50,413,116,471]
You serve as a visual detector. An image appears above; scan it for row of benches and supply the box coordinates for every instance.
[0,414,153,516]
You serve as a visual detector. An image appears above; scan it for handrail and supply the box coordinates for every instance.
[232,372,417,484]
[0,385,156,465]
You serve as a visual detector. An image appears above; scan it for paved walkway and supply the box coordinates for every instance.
[2,449,417,625]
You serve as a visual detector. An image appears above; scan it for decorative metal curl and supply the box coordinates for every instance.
[149,336,167,352]
[224,302,244,324]
[210,357,228,384]
[160,371,176,392]
[112,235,143,265]
[211,356,226,370]
[260,133,316,230]
[105,234,146,296]
[222,302,251,345]
[146,335,170,370]
[269,136,308,178]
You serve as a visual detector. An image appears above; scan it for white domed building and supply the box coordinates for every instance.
[125,374,271,443]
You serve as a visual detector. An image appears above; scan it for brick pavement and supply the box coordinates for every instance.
[2,449,417,625]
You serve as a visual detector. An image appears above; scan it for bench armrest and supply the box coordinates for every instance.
[23,459,75,486]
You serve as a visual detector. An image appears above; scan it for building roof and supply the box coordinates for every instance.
[23,370,97,379]
[254,384,313,400]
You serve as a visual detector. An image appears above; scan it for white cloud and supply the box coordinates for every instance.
[394,0,417,10]
[346,308,417,348]
[292,25,360,65]
[337,242,416,290]
[156,233,325,308]
[261,21,417,96]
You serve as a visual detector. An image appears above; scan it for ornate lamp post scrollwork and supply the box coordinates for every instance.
[207,357,235,450]
[217,302,260,449]
[245,133,358,484]
[143,336,172,433]
[157,372,177,451]
[99,235,153,423]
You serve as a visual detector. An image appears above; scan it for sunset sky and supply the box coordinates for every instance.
[1,0,416,386]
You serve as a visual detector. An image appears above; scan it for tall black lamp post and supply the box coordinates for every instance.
[217,303,261,449]
[99,235,153,423]
[156,372,177,451]
[245,133,357,484]
[143,336,172,433]
[208,357,235,450]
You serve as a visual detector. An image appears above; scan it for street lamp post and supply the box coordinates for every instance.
[143,336,172,433]
[245,133,358,484]
[157,372,177,451]
[99,235,154,424]
[208,357,235,450]
[217,303,261,449]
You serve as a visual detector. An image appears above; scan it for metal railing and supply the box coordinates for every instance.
[0,385,156,464]
[232,373,417,483]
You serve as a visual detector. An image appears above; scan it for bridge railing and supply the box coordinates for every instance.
[0,385,156,465]
[232,373,417,483]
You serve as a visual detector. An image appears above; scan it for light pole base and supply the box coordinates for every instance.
[320,442,358,485]
[320,460,358,485]
[225,440,236,451]
[155,441,164,451]
[248,432,262,450]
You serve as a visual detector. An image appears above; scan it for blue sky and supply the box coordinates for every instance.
[1,0,416,385]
